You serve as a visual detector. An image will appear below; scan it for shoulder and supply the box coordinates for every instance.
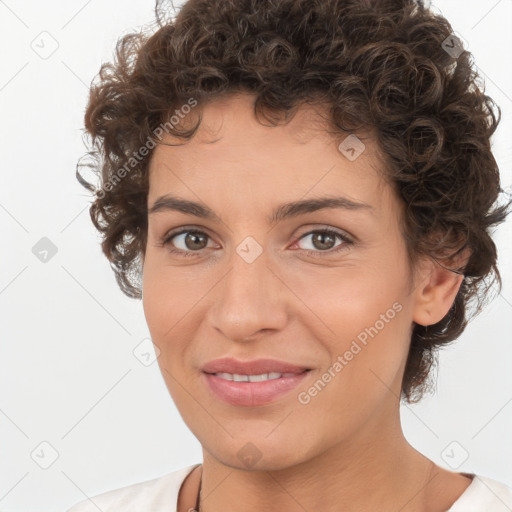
[65,463,200,512]
[449,474,512,511]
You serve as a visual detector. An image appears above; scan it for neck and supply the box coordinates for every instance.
[197,407,436,512]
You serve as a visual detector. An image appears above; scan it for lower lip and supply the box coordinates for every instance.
[202,371,311,407]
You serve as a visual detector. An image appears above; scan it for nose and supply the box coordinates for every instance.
[209,246,289,343]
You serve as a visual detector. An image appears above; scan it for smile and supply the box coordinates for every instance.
[213,372,300,382]
[202,370,311,407]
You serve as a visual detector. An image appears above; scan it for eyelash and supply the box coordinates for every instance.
[157,226,353,258]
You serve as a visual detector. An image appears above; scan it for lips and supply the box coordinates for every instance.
[200,358,311,406]
[200,357,310,375]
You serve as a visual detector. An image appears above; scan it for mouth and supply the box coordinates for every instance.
[206,371,309,382]
[201,364,312,407]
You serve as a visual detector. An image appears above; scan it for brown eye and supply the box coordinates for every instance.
[296,228,352,254]
[179,231,209,251]
[161,229,212,256]
[309,232,337,250]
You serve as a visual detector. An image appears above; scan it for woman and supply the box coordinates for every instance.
[68,0,512,510]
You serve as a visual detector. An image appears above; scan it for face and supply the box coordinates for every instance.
[142,93,425,470]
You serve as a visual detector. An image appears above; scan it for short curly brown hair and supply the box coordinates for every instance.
[77,0,511,403]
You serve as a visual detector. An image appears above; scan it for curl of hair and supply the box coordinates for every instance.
[77,0,512,403]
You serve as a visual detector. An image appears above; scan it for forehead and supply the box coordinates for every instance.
[147,94,392,214]
[152,93,374,157]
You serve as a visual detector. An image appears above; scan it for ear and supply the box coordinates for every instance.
[411,250,469,327]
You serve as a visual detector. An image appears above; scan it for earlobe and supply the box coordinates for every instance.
[412,261,465,327]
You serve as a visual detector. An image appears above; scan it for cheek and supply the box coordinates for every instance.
[330,305,410,394]
[142,259,204,379]
[141,267,167,340]
[290,257,407,345]
[142,263,183,373]
[141,254,191,338]
[293,265,411,408]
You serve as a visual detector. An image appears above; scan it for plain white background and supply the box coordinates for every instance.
[0,1,511,511]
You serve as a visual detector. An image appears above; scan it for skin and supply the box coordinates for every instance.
[141,93,473,512]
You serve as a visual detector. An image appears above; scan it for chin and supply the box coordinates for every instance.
[201,433,315,472]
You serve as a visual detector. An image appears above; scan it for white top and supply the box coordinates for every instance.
[66,464,512,512]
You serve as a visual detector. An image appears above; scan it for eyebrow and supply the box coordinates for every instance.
[148,194,373,223]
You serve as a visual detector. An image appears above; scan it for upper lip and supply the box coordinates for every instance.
[201,358,310,375]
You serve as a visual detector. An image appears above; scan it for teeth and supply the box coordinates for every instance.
[214,372,296,382]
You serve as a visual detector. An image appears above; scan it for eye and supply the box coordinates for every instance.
[158,228,215,257]
[294,228,353,255]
